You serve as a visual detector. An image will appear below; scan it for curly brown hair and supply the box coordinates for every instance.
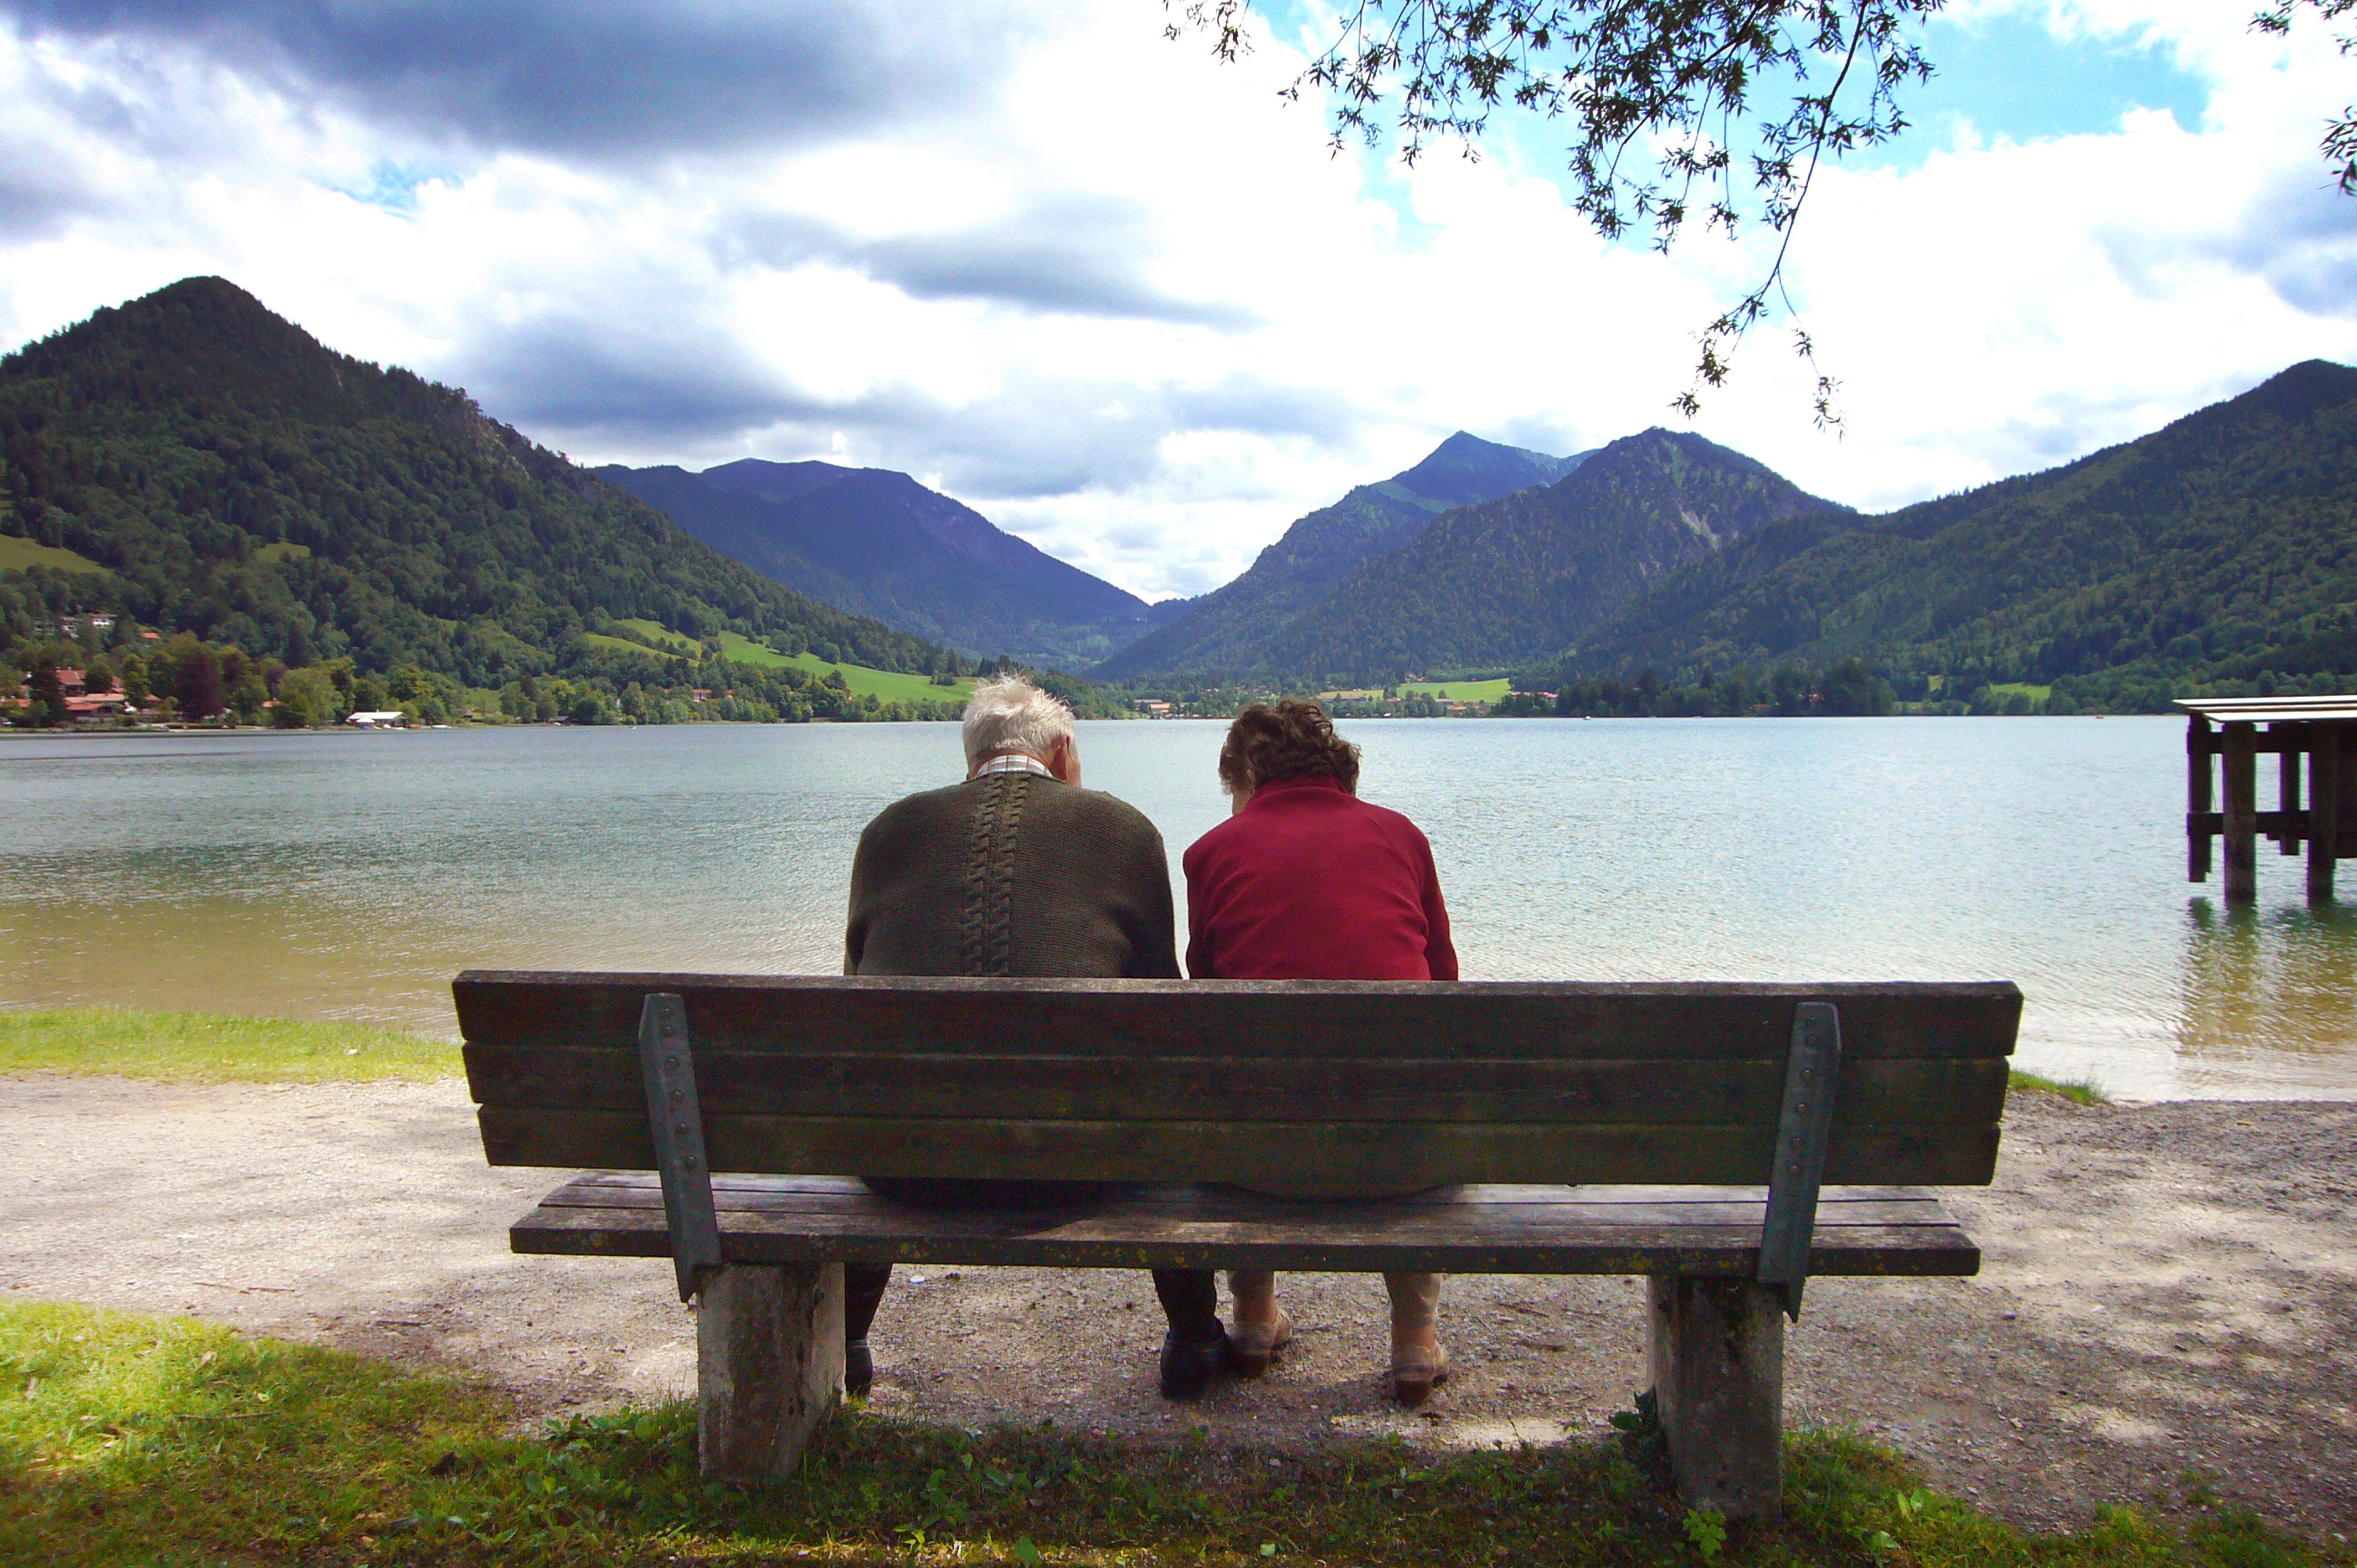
[1217,698,1361,796]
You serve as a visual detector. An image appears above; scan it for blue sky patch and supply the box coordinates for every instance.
[1869,9,2212,166]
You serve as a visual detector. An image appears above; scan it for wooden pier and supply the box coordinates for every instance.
[2180,696,2357,905]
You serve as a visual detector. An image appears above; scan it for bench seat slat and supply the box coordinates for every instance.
[478,1108,2001,1187]
[464,1048,2007,1127]
[455,974,2021,1062]
[508,1174,1979,1277]
[531,1182,1960,1229]
[549,1173,1944,1206]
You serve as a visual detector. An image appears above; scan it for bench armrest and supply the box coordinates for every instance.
[1756,1002,1841,1318]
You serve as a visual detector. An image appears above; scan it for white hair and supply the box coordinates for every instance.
[962,675,1075,768]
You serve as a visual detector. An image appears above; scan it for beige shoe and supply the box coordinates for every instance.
[1229,1307,1295,1378]
[1392,1342,1449,1407]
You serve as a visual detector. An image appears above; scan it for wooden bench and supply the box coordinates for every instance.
[459,971,2018,1518]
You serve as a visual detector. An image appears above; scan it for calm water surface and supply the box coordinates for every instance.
[5,717,2353,1100]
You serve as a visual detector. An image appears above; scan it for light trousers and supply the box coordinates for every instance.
[1228,1268,1443,1330]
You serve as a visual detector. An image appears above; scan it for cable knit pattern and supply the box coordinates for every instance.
[959,773,1027,976]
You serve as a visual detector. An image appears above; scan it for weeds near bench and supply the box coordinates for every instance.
[3,1299,2344,1567]
[2008,1069,2112,1106]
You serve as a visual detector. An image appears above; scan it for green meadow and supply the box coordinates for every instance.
[594,620,975,706]
[0,535,108,575]
[609,617,701,654]
[1401,678,1511,704]
[581,632,675,661]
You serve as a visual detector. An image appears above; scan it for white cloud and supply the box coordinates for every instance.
[0,1,2350,602]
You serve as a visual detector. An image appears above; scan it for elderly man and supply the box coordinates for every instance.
[840,676,1227,1397]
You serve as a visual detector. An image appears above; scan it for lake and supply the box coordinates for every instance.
[4,716,2352,1100]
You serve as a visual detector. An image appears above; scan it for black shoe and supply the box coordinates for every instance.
[846,1338,873,1398]
[1159,1325,1229,1400]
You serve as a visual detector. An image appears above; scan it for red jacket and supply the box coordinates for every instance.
[1182,774,1458,981]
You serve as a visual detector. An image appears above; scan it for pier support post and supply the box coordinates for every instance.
[2188,716,2214,883]
[2222,724,2258,906]
[2312,725,2342,904]
[2277,725,2302,855]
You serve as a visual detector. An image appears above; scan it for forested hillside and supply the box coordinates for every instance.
[1556,360,2357,710]
[1095,432,1582,680]
[1264,430,1845,682]
[0,277,958,687]
[603,457,1171,669]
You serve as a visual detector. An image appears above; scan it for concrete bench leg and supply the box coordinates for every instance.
[697,1262,845,1481]
[1646,1275,1786,1519]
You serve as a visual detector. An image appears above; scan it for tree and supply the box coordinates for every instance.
[1179,0,2354,416]
[275,667,338,725]
[26,659,64,727]
[2256,0,2357,192]
[174,645,224,719]
[1817,656,1895,714]
[229,677,268,725]
[1172,0,1936,419]
[271,683,316,728]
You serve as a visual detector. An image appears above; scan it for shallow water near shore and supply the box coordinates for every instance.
[3,715,2352,1098]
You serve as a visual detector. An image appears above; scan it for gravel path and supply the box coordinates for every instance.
[2,1074,2349,1535]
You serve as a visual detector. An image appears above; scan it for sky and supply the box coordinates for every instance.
[0,1,2350,604]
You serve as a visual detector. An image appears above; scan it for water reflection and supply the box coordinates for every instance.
[2176,900,2357,1096]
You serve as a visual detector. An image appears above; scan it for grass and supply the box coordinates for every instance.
[1401,678,1511,704]
[586,623,974,706]
[0,1007,458,1084]
[251,541,312,564]
[0,535,108,575]
[718,634,977,705]
[2009,1069,2112,1106]
[2,1301,2334,1568]
[610,617,701,654]
[1985,683,2054,702]
[583,632,687,662]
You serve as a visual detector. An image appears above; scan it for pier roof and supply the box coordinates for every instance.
[2174,696,2357,724]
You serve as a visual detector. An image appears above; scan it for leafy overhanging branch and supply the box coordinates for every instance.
[1167,0,1942,422]
[2254,0,2357,193]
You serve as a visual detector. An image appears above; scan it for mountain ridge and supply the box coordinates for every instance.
[1550,360,2357,709]
[0,276,961,684]
[601,457,1169,669]
[1257,429,1848,681]
[1094,431,1586,681]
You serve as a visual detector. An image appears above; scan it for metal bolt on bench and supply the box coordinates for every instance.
[461,973,2016,1518]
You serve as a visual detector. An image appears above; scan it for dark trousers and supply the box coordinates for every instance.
[841,1263,1221,1344]
[1152,1268,1221,1341]
[845,1262,892,1344]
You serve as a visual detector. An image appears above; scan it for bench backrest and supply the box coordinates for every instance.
[458,972,2018,1190]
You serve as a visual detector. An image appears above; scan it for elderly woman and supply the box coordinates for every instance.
[1179,698,1458,1405]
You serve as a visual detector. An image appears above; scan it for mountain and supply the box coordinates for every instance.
[1557,360,2357,709]
[600,457,1176,669]
[0,277,960,685]
[1094,431,1587,680]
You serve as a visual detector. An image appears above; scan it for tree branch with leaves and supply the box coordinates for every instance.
[2255,0,2356,193]
[1169,0,1944,423]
